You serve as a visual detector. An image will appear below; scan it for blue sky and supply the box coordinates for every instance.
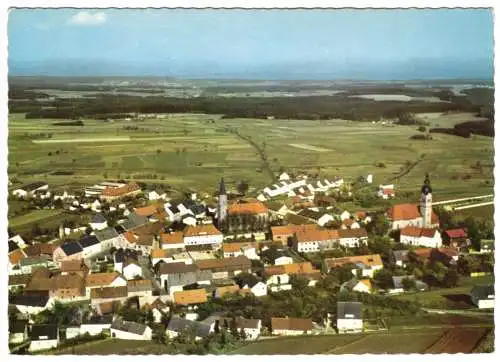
[7,8,494,78]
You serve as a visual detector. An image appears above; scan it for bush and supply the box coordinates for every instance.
[417,125,426,132]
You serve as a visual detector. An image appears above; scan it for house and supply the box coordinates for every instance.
[148,190,167,201]
[265,201,289,218]
[110,317,152,340]
[120,213,149,231]
[400,226,442,248]
[90,286,129,306]
[60,259,89,278]
[271,224,319,245]
[100,182,142,202]
[53,241,84,264]
[294,228,339,253]
[159,262,211,295]
[12,181,48,198]
[122,222,164,254]
[95,227,124,251]
[214,285,240,298]
[470,285,494,309]
[183,224,223,246]
[243,280,268,297]
[9,234,27,249]
[274,256,293,265]
[127,279,153,298]
[271,317,313,336]
[78,235,102,259]
[24,243,57,259]
[326,254,383,278]
[387,203,439,230]
[390,276,428,294]
[28,324,59,352]
[298,209,334,227]
[338,228,368,248]
[9,295,53,315]
[196,256,252,280]
[340,278,372,294]
[340,210,351,221]
[9,320,29,344]
[85,272,127,296]
[173,288,208,305]
[123,260,143,280]
[201,315,262,340]
[391,249,410,267]
[160,231,185,250]
[222,242,259,259]
[151,248,173,266]
[90,213,108,230]
[113,248,139,274]
[377,184,394,199]
[337,302,363,334]
[181,214,197,226]
[341,218,360,230]
[164,203,181,222]
[79,320,112,336]
[49,274,86,302]
[443,228,469,249]
[264,262,320,291]
[166,316,212,341]
[8,248,27,272]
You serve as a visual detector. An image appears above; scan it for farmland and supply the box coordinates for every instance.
[230,327,491,354]
[8,110,494,200]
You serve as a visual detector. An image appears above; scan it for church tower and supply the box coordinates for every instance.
[420,173,433,228]
[217,178,228,227]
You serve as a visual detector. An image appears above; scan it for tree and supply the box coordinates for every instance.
[366,215,391,236]
[373,268,394,290]
[236,180,249,196]
[234,272,259,289]
[418,125,427,132]
[290,275,309,291]
[401,277,416,291]
[442,268,459,288]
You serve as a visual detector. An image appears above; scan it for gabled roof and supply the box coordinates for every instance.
[151,248,170,259]
[222,242,256,253]
[215,285,240,297]
[91,213,107,224]
[326,254,383,269]
[228,201,268,215]
[114,248,138,263]
[158,262,198,275]
[30,324,58,341]
[445,228,468,238]
[90,286,128,299]
[401,226,438,238]
[51,274,85,291]
[17,181,48,192]
[60,241,83,256]
[173,288,208,305]
[271,317,312,331]
[271,224,319,237]
[470,284,494,300]
[184,224,222,237]
[295,228,339,242]
[85,272,121,288]
[195,256,251,272]
[135,204,161,217]
[95,227,119,242]
[111,317,148,335]
[60,260,88,273]
[337,301,362,319]
[9,248,27,265]
[338,228,368,239]
[160,231,184,245]
[10,294,50,307]
[78,235,100,249]
[102,182,140,197]
[24,243,57,257]
[388,203,439,224]
[127,279,153,293]
[167,316,212,337]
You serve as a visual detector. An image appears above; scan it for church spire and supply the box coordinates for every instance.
[421,173,432,194]
[219,177,226,196]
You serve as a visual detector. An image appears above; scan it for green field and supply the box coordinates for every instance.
[9,209,62,228]
[393,275,494,308]
[8,111,493,200]
[51,339,174,355]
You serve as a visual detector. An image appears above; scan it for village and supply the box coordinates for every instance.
[7,171,495,354]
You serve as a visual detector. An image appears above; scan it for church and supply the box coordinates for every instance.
[386,174,440,230]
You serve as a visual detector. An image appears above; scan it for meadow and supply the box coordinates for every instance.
[8,111,493,201]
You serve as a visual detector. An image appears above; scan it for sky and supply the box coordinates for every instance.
[7,8,494,79]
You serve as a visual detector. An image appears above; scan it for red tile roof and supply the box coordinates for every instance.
[388,203,439,224]
[184,224,222,237]
[102,182,140,197]
[228,201,268,215]
[401,226,438,238]
[160,231,184,245]
[9,249,27,265]
[445,228,468,239]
